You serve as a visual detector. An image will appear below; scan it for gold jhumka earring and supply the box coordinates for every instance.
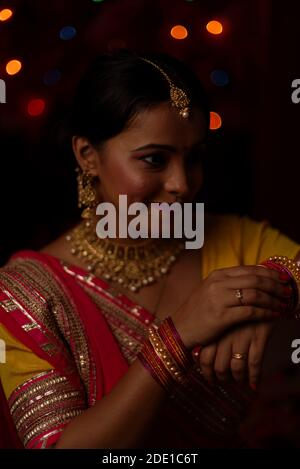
[140,57,191,119]
[76,167,98,220]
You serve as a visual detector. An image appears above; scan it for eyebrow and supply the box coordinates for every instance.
[131,144,176,152]
[131,141,206,152]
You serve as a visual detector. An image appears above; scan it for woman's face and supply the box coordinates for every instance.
[94,102,207,208]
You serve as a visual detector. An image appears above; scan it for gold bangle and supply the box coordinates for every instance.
[148,327,188,385]
[267,256,300,281]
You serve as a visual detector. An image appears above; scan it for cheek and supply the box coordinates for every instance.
[101,159,160,203]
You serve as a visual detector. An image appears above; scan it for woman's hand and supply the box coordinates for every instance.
[198,322,275,388]
[172,265,292,350]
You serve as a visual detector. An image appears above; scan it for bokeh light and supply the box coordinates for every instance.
[43,69,61,86]
[210,112,222,130]
[206,20,223,35]
[210,70,229,86]
[6,59,22,76]
[27,99,46,117]
[170,25,188,40]
[0,8,13,22]
[59,26,77,41]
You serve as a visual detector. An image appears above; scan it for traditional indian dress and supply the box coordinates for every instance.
[0,214,299,449]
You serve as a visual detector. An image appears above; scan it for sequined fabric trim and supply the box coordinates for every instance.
[0,258,97,405]
[8,369,85,448]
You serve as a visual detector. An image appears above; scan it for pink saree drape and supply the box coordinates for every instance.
[0,250,255,448]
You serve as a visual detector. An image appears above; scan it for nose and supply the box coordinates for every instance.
[163,160,190,200]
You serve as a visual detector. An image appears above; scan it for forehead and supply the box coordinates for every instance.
[108,102,207,151]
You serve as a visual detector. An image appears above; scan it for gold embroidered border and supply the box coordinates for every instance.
[61,263,165,363]
[9,370,66,413]
[24,409,82,447]
[81,285,148,364]
[9,369,86,448]
[35,428,64,449]
[1,258,97,404]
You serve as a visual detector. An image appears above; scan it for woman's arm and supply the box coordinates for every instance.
[55,357,167,449]
[56,265,284,449]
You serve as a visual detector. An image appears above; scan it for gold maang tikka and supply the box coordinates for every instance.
[76,167,98,219]
[140,57,190,119]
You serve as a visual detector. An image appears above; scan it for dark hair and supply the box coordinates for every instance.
[67,49,210,147]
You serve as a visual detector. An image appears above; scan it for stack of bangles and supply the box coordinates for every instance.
[137,317,194,393]
[259,256,300,319]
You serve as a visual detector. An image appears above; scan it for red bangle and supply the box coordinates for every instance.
[259,257,299,315]
[159,317,193,370]
[137,340,173,392]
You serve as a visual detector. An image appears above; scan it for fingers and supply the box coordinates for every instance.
[231,331,252,382]
[216,265,284,282]
[199,343,217,383]
[199,324,273,387]
[223,288,289,312]
[213,335,233,382]
[200,334,250,384]
[223,274,290,300]
[247,324,273,387]
[247,344,261,389]
[225,305,281,327]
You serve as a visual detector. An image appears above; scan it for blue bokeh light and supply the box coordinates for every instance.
[210,70,229,87]
[43,69,61,86]
[59,26,77,41]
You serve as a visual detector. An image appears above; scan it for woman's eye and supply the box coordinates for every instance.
[139,153,166,167]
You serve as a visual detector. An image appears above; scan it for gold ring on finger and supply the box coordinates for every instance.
[235,288,244,306]
[232,352,248,361]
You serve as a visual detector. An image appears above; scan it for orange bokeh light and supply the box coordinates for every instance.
[27,99,46,117]
[0,8,13,22]
[206,20,223,35]
[6,59,22,75]
[210,112,222,130]
[170,25,188,40]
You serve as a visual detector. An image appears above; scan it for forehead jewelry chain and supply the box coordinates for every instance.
[140,57,190,119]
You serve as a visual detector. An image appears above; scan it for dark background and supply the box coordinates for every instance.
[0,0,300,265]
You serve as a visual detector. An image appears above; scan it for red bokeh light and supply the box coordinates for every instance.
[27,99,46,117]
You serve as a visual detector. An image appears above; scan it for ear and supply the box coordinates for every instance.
[72,136,100,177]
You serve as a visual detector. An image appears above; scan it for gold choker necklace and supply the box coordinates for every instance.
[66,221,185,292]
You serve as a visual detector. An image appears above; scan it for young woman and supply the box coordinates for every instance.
[0,49,299,449]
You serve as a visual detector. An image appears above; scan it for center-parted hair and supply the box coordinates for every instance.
[67,49,210,146]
